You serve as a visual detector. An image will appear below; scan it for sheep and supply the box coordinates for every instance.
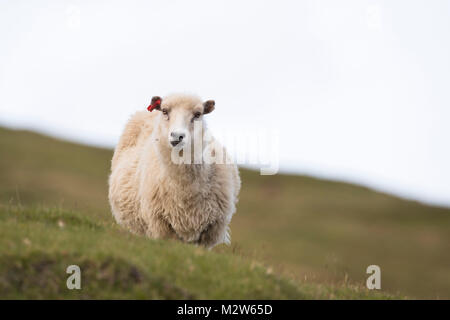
[108,94,241,248]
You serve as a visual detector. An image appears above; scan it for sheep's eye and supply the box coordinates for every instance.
[162,109,168,115]
[193,112,201,119]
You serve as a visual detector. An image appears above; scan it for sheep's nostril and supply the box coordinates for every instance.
[171,132,185,141]
[169,132,185,147]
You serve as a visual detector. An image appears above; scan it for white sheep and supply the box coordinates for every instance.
[108,94,241,248]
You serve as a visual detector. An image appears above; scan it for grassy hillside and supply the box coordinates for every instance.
[1,127,449,298]
[0,205,390,299]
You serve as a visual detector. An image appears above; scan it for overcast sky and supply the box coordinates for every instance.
[1,0,449,206]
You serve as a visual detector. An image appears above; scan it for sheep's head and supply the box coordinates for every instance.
[149,94,215,149]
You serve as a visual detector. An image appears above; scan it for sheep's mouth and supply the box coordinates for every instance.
[170,140,184,148]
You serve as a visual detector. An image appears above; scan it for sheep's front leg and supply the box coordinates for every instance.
[197,219,228,249]
[146,216,178,241]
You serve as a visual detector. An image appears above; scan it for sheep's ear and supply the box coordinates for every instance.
[151,96,162,110]
[203,100,215,114]
[147,96,162,112]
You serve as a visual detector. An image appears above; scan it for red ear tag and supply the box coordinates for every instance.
[147,99,161,112]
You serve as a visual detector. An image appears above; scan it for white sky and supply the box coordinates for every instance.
[1,0,449,206]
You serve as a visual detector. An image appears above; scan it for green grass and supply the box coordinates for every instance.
[0,205,391,299]
[1,126,448,299]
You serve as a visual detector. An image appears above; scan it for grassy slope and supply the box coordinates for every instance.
[0,205,387,299]
[1,127,448,298]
